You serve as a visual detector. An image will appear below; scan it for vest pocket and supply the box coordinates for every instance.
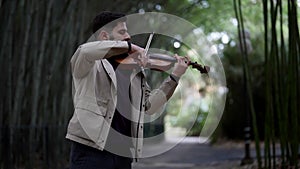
[75,98,108,117]
[74,98,109,143]
[76,108,105,144]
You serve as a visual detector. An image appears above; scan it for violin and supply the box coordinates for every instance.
[115,32,210,74]
[148,53,210,74]
[115,53,210,74]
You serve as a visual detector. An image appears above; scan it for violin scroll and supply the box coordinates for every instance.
[188,62,210,74]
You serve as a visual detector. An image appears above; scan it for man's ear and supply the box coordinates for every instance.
[98,30,110,40]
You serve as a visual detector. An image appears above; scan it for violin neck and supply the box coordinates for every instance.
[148,54,177,62]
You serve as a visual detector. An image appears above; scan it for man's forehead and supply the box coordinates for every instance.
[114,22,127,30]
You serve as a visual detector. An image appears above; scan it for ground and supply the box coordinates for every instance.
[132,137,258,169]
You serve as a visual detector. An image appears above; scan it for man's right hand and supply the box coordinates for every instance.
[129,44,148,68]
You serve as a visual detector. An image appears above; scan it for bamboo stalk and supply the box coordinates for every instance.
[270,1,280,168]
[277,0,289,166]
[237,3,263,168]
[287,1,299,167]
[29,0,53,167]
[263,0,276,168]
[30,0,53,127]
[12,0,35,126]
[264,92,270,169]
[78,0,87,44]
[25,1,39,167]
[4,0,18,167]
[0,0,3,8]
[46,0,69,130]
[233,0,262,168]
[6,0,17,126]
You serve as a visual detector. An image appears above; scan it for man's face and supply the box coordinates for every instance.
[110,22,131,41]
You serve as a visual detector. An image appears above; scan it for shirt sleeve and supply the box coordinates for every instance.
[71,40,130,78]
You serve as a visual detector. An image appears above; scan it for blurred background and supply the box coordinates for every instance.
[0,0,299,168]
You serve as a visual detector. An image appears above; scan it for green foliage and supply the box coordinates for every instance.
[158,0,268,140]
[167,93,209,136]
[163,0,236,33]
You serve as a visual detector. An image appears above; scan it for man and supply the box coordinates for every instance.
[66,11,189,169]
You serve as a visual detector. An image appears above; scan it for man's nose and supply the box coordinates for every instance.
[124,33,131,41]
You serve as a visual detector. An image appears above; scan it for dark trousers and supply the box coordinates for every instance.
[69,141,132,169]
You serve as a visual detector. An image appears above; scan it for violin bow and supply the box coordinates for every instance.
[145,32,154,55]
[139,32,154,71]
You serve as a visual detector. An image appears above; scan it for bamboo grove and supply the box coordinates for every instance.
[0,0,89,168]
[1,0,299,168]
[0,0,168,168]
[234,0,300,168]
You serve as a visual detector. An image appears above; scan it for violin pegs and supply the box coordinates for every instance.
[188,61,209,74]
[204,66,210,73]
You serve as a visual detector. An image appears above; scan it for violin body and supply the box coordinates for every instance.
[115,53,173,71]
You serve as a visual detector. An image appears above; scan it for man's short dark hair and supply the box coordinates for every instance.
[92,11,126,33]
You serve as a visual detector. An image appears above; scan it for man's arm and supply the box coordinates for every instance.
[71,40,130,78]
[145,54,189,115]
[144,75,178,115]
[71,41,145,78]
